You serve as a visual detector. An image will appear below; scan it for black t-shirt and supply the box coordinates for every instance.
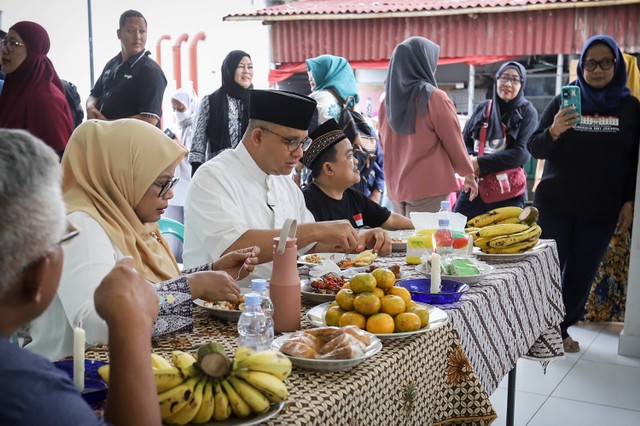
[90,50,167,121]
[303,183,391,228]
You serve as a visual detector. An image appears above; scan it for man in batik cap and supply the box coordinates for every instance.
[302,119,413,230]
[183,89,391,281]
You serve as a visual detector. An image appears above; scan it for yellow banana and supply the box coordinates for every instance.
[98,364,186,393]
[477,223,530,239]
[487,225,542,248]
[464,227,481,234]
[494,217,522,225]
[481,238,538,254]
[221,379,252,417]
[473,237,491,250]
[159,376,199,419]
[164,379,205,425]
[228,376,271,414]
[191,379,215,424]
[151,353,172,369]
[212,381,232,421]
[232,350,292,381]
[467,206,523,228]
[232,346,257,370]
[172,350,197,370]
[234,370,289,403]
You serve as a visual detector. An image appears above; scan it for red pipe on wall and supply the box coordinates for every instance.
[155,35,171,67]
[188,32,207,95]
[172,33,189,89]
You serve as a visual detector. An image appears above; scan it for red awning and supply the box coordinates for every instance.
[268,56,516,86]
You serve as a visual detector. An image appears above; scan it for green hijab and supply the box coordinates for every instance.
[306,55,360,108]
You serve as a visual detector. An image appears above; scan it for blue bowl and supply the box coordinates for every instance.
[53,359,108,404]
[397,279,469,304]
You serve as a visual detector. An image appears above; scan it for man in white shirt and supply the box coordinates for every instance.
[183,90,391,280]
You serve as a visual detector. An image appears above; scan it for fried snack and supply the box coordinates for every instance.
[353,249,377,267]
[319,333,366,355]
[342,325,372,346]
[279,341,319,359]
[318,344,365,360]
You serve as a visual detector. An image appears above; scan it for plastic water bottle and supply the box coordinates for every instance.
[433,218,454,256]
[439,200,451,212]
[251,279,274,345]
[237,293,269,351]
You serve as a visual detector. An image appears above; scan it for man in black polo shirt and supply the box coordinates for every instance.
[86,10,166,126]
[302,119,414,230]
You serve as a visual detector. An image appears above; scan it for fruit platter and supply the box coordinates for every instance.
[97,343,292,425]
[306,268,448,339]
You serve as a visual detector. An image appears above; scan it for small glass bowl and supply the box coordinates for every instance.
[396,278,469,304]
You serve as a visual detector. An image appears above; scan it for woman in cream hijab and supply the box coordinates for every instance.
[27,119,258,361]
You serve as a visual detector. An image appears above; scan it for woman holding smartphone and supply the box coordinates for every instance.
[528,35,640,353]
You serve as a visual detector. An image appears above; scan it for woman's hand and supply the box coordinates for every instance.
[548,106,580,141]
[187,271,242,303]
[212,246,260,280]
[616,201,634,234]
[463,174,479,201]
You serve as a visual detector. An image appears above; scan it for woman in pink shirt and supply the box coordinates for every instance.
[378,36,477,215]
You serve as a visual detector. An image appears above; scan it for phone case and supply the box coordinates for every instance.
[561,86,581,123]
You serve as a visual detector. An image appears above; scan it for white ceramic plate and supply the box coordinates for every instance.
[301,281,338,304]
[271,334,382,372]
[473,242,549,260]
[306,302,448,339]
[415,260,494,285]
[196,402,284,425]
[298,253,347,266]
[193,299,242,322]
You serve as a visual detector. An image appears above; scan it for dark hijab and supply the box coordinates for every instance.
[384,36,439,135]
[468,61,529,142]
[0,21,73,153]
[576,34,630,113]
[205,50,252,153]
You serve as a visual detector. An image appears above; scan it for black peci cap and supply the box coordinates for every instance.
[249,89,317,131]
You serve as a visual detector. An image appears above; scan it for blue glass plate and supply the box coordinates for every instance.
[53,359,108,405]
[396,279,469,304]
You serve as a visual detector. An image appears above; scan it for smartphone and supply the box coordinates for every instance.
[163,128,176,140]
[561,85,581,124]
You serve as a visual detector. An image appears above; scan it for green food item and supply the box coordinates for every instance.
[450,258,480,276]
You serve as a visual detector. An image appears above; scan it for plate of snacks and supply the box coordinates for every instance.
[194,296,245,321]
[301,274,348,304]
[271,326,382,371]
[416,256,494,285]
[298,253,346,266]
[306,301,448,340]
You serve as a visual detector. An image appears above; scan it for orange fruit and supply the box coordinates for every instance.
[366,313,395,334]
[386,286,412,307]
[339,311,366,329]
[341,282,351,290]
[353,292,381,316]
[325,306,345,326]
[373,287,385,299]
[379,295,406,316]
[335,289,356,311]
[409,306,430,328]
[329,301,339,308]
[405,300,417,312]
[394,312,421,332]
[371,268,396,290]
[349,273,377,294]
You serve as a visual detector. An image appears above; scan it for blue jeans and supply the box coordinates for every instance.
[536,208,617,339]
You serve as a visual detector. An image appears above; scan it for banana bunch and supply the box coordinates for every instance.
[466,206,542,254]
[97,343,292,425]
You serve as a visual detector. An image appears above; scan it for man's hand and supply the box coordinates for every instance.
[94,257,158,328]
[313,220,359,253]
[85,96,107,120]
[463,174,479,201]
[187,271,242,304]
[357,228,392,256]
[212,246,260,280]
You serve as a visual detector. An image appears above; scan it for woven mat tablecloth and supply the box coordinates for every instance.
[86,304,496,426]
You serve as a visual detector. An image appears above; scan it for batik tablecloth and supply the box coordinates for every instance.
[86,305,496,426]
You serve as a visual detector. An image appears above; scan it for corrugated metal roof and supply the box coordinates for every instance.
[267,4,640,63]
[226,0,605,19]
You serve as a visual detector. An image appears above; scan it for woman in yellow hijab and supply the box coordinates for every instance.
[27,119,258,360]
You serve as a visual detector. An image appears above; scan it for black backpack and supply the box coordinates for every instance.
[61,79,84,128]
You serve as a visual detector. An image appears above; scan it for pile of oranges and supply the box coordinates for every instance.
[324,269,430,334]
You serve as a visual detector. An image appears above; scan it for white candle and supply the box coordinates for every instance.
[430,252,441,294]
[73,326,85,391]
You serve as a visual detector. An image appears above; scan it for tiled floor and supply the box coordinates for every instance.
[489,322,640,425]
